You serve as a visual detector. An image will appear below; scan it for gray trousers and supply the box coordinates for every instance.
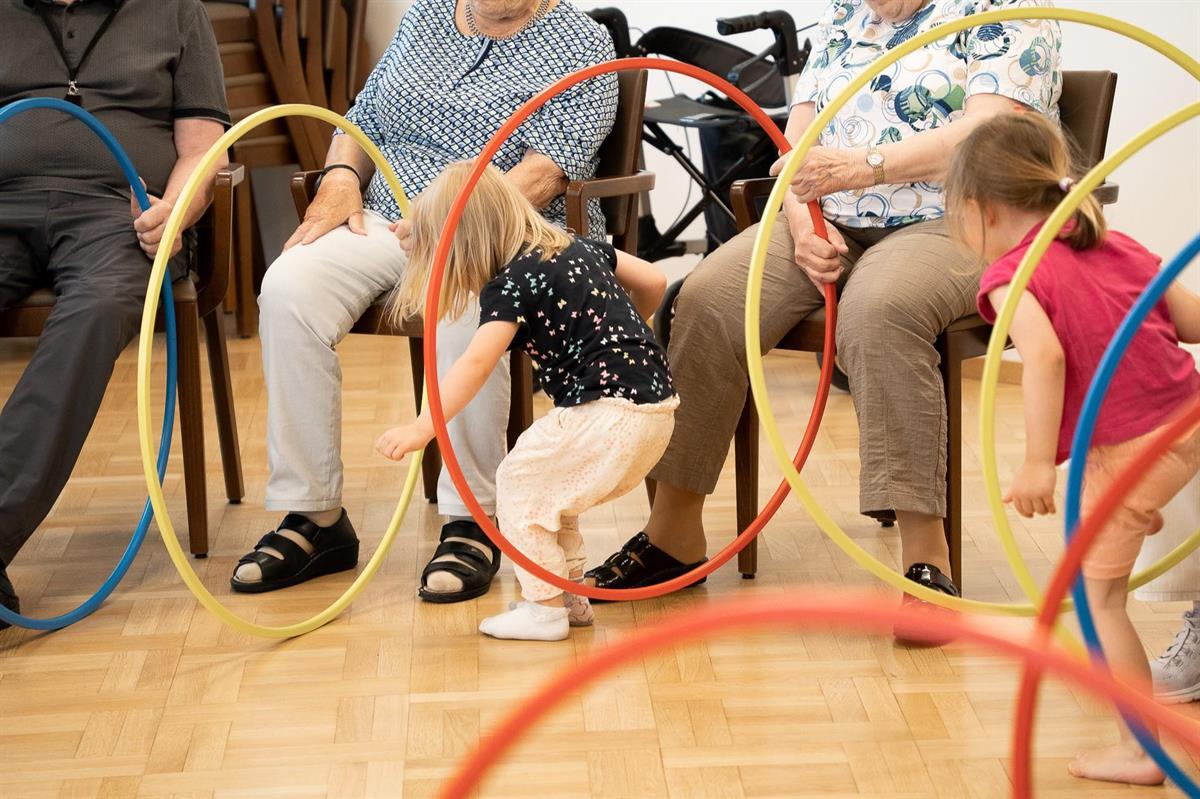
[0,187,186,567]
[258,210,510,517]
[649,216,981,518]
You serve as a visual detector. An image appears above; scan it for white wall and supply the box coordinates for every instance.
[362,1,1200,284]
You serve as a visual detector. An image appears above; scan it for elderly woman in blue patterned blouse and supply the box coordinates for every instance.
[232,0,617,602]
[588,0,1062,628]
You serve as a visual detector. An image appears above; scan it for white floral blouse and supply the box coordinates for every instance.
[794,0,1062,229]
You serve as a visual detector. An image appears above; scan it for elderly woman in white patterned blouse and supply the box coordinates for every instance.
[231,0,617,602]
[588,0,1062,635]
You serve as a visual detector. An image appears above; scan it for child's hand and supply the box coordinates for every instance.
[1005,460,1058,518]
[375,424,431,461]
[388,218,413,254]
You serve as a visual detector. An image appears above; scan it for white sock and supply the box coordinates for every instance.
[479,601,569,641]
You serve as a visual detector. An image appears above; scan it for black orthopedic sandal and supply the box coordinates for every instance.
[584,532,707,603]
[230,511,359,594]
[0,561,19,631]
[418,520,501,604]
[894,562,961,648]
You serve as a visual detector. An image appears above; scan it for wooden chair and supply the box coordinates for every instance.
[205,0,313,338]
[288,69,654,503]
[0,168,247,558]
[702,70,1119,582]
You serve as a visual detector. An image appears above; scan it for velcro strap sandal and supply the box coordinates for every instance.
[418,520,501,604]
[230,511,359,594]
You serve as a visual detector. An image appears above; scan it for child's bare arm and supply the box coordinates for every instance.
[375,321,517,460]
[1165,283,1200,344]
[613,249,667,320]
[990,285,1065,517]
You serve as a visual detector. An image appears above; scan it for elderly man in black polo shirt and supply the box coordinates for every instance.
[0,0,229,625]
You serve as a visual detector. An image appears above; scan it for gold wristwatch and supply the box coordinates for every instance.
[866,146,886,185]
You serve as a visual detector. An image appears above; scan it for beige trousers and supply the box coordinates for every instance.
[258,211,511,517]
[649,216,980,518]
[498,397,678,601]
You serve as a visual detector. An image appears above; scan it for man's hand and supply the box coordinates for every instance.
[131,191,182,259]
[283,171,366,251]
[1005,459,1058,518]
[388,218,413,254]
[771,146,869,204]
[375,422,433,461]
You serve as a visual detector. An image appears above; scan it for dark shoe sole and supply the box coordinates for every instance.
[230,542,360,594]
[418,577,496,604]
[590,561,708,604]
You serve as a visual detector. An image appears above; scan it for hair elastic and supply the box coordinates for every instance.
[1058,176,1076,193]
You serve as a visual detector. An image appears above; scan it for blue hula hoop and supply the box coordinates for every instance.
[1065,230,1200,796]
[0,97,177,630]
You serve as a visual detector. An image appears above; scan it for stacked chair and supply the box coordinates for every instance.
[204,0,373,338]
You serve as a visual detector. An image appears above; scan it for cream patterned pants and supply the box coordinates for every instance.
[497,396,678,601]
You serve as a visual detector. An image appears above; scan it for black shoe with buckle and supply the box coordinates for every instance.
[894,562,960,648]
[584,532,707,603]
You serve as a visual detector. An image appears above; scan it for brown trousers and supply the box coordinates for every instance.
[648,215,981,518]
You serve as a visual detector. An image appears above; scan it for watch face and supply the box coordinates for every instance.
[867,151,884,167]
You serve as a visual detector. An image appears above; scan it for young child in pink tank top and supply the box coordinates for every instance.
[946,112,1200,788]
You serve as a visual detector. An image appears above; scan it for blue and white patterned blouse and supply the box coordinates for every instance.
[794,0,1062,229]
[342,0,618,234]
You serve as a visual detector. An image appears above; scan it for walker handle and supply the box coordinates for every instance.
[716,11,806,76]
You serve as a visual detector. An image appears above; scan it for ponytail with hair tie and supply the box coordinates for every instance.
[944,113,1107,251]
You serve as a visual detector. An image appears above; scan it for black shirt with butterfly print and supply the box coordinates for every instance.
[478,236,675,409]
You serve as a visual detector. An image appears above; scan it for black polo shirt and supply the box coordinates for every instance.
[0,0,229,198]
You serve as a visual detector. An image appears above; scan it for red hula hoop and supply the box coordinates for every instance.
[422,57,837,602]
[436,590,1200,799]
[1011,399,1200,797]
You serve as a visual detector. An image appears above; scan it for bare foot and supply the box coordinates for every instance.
[1068,743,1165,786]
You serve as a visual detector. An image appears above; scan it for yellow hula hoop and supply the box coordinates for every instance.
[747,8,1200,616]
[136,104,422,638]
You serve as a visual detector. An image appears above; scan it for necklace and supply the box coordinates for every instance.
[464,0,551,40]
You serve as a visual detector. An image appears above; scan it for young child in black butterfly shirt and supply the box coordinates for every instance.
[376,161,677,641]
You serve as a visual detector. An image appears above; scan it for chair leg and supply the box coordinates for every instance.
[734,389,759,578]
[507,352,533,449]
[939,336,963,588]
[202,309,244,503]
[234,178,257,338]
[408,338,440,504]
[178,300,209,558]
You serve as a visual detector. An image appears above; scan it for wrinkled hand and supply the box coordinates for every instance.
[1005,460,1058,518]
[770,146,865,204]
[786,202,849,289]
[130,190,181,259]
[375,423,432,461]
[388,217,413,254]
[283,171,365,250]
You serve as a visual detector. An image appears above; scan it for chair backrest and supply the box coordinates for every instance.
[596,68,648,239]
[1059,70,1118,168]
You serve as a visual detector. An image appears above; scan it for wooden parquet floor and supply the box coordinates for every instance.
[1,322,1199,798]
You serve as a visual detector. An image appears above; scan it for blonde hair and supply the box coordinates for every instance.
[944,112,1107,251]
[388,161,572,324]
